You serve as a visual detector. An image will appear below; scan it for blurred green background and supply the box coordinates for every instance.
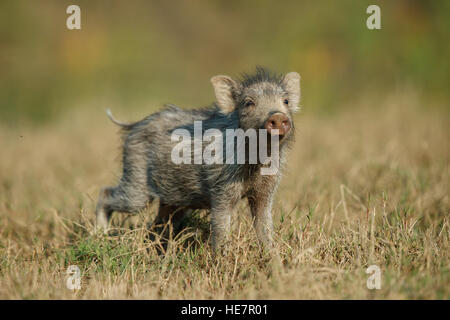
[1,0,449,125]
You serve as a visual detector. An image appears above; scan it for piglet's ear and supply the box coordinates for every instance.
[211,75,239,113]
[283,72,301,113]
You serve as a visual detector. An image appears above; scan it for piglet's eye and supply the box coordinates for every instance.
[283,99,289,105]
[244,100,255,107]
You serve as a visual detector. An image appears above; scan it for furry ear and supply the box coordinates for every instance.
[211,75,239,113]
[283,72,301,113]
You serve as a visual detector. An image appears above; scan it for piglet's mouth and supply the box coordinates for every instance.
[264,130,289,144]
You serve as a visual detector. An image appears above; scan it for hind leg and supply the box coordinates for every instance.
[153,203,186,232]
[95,187,113,231]
[96,129,154,232]
[95,185,151,232]
[149,203,188,253]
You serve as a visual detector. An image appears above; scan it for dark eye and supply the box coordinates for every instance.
[283,99,289,105]
[244,100,255,107]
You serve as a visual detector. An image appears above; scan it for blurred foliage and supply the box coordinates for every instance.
[0,0,449,125]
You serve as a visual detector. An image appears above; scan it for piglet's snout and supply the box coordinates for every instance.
[265,113,291,136]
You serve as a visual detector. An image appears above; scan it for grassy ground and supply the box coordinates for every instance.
[0,93,448,299]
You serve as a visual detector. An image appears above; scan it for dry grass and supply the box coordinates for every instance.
[0,93,448,299]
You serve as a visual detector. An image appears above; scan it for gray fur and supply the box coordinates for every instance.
[95,67,300,250]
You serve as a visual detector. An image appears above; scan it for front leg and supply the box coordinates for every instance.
[247,175,280,248]
[210,185,242,251]
[210,205,232,251]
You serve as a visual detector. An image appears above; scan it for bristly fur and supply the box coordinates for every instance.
[98,68,299,250]
[239,66,284,88]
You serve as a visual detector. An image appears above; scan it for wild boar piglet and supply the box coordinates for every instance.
[96,67,300,250]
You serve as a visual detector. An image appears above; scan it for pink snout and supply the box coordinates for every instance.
[264,113,291,136]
